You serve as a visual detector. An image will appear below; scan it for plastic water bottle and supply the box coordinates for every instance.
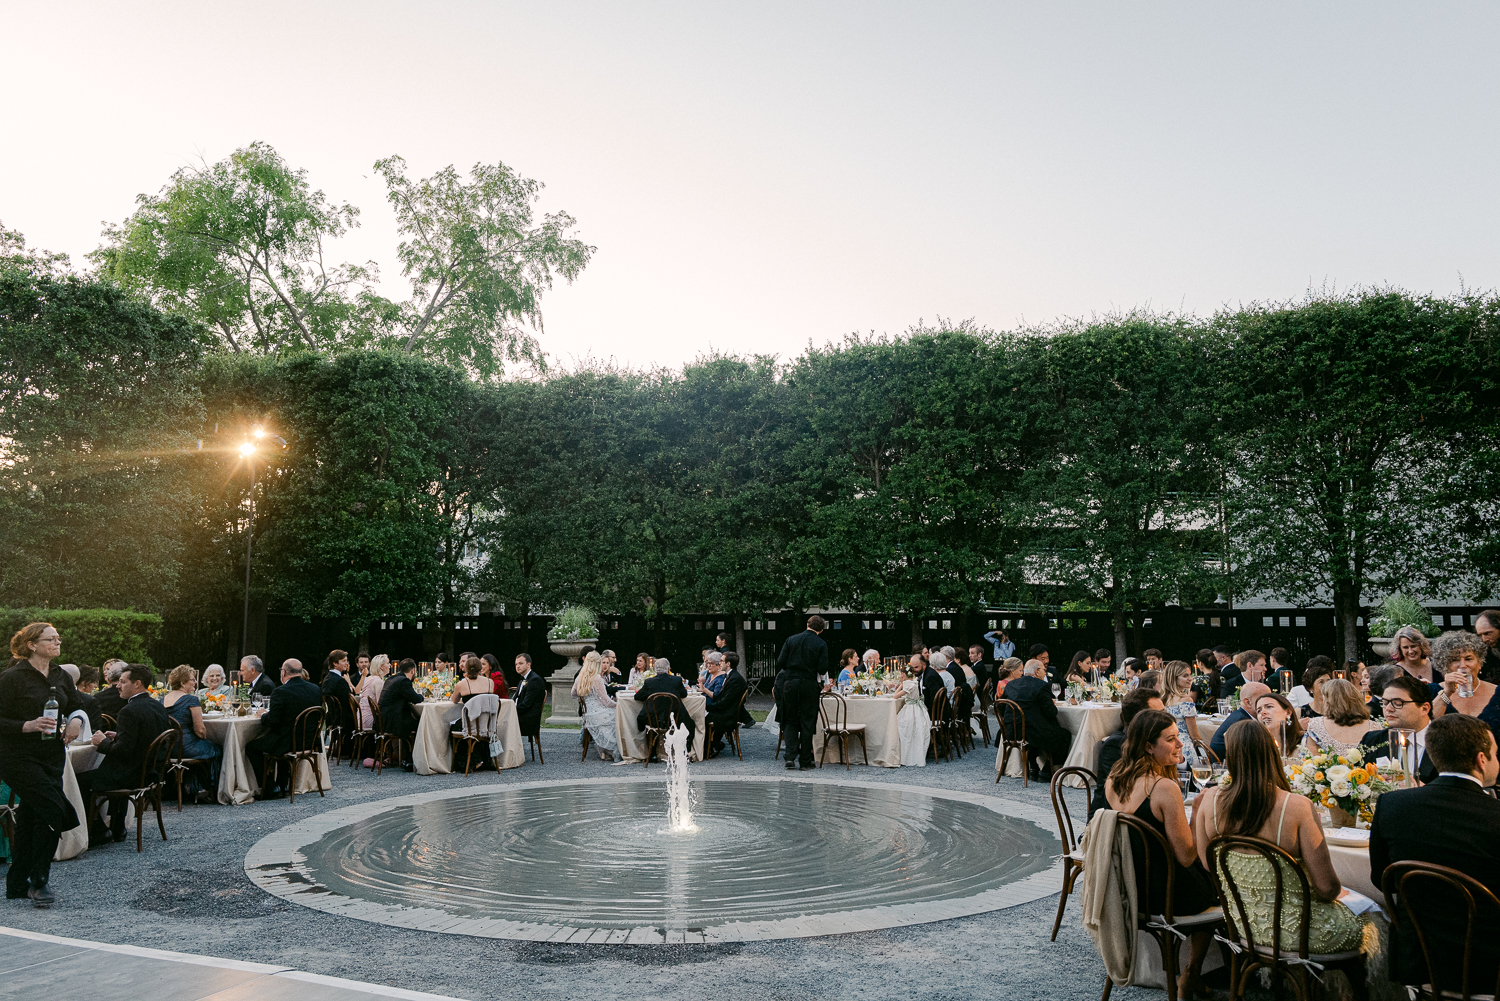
[42,689,59,740]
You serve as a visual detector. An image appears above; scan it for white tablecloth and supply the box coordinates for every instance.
[57,743,103,860]
[205,712,331,805]
[616,692,707,763]
[412,700,524,774]
[996,701,1122,787]
[813,696,901,768]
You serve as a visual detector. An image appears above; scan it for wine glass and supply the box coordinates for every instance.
[1051,683,1062,700]
[1191,761,1213,789]
[251,692,264,713]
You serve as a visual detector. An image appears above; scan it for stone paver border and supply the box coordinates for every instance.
[244,775,1065,943]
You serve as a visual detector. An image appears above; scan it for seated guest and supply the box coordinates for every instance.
[1210,681,1272,761]
[1194,721,1366,955]
[931,651,956,695]
[68,664,103,732]
[698,652,727,697]
[1104,709,1217,998]
[705,653,748,758]
[944,651,976,726]
[198,664,233,698]
[1137,669,1163,693]
[162,665,222,799]
[512,654,547,739]
[320,649,355,732]
[246,659,324,790]
[1090,686,1164,816]
[1361,675,1438,784]
[862,648,882,677]
[1296,656,1336,717]
[968,644,994,708]
[1268,647,1294,692]
[79,664,171,844]
[92,659,127,722]
[917,654,945,718]
[240,655,275,698]
[835,649,859,687]
[1064,650,1092,686]
[571,651,619,762]
[1254,691,1306,756]
[479,653,510,700]
[1369,713,1500,994]
[450,655,497,751]
[1430,629,1500,745]
[993,657,1023,700]
[377,658,423,770]
[357,654,390,731]
[635,658,694,740]
[628,653,653,689]
[998,659,1070,781]
[1302,679,1378,754]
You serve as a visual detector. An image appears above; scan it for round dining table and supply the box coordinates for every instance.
[411,700,525,774]
[995,701,1122,787]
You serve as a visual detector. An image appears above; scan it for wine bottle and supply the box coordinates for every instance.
[42,688,59,740]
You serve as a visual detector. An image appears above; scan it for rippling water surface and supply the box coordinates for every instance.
[300,781,1053,930]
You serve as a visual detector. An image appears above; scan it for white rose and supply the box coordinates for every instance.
[1355,785,1373,801]
[1330,780,1352,798]
[1325,764,1352,784]
[1290,774,1311,794]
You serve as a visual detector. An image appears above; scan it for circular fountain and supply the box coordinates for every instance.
[246,774,1062,943]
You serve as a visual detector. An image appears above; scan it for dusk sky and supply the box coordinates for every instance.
[5,1,1498,371]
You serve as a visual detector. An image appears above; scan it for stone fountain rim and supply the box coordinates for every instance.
[243,775,1065,944]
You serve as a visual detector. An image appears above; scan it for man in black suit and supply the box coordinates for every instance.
[705,658,748,758]
[240,655,275,698]
[1477,609,1500,685]
[512,653,547,738]
[245,659,323,793]
[1370,713,1500,993]
[1214,645,1241,697]
[1210,681,1271,761]
[377,657,423,769]
[998,660,1071,781]
[1360,675,1439,785]
[1090,687,1164,816]
[78,663,171,844]
[92,660,127,723]
[634,658,694,741]
[776,617,830,771]
[320,649,354,732]
[969,644,995,709]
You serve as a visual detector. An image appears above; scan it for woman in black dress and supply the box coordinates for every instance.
[0,622,84,907]
[1105,708,1217,998]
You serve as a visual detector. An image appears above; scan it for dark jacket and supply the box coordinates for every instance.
[248,673,276,698]
[378,673,423,738]
[775,630,829,682]
[321,671,354,730]
[75,690,103,732]
[635,673,694,736]
[998,675,1071,760]
[247,677,323,756]
[1090,730,1126,816]
[0,661,86,767]
[1217,665,1244,699]
[93,692,173,788]
[1369,775,1500,990]
[1359,728,1438,785]
[513,670,547,735]
[706,668,747,726]
[920,667,946,716]
[93,684,127,724]
[1210,708,1253,761]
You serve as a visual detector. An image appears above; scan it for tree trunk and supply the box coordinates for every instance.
[910,614,924,652]
[652,580,667,656]
[1131,607,1146,659]
[734,613,747,667]
[1335,582,1361,664]
[1113,605,1128,665]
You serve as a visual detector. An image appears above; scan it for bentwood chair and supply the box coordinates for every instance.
[1382,860,1500,1001]
[971,695,992,749]
[1102,816,1224,1001]
[164,719,214,811]
[90,727,176,852]
[369,703,409,777]
[772,681,785,761]
[347,696,381,769]
[706,690,750,761]
[1192,739,1221,766]
[817,692,868,770]
[640,693,682,768]
[451,694,501,775]
[1208,834,1363,1001]
[261,706,326,804]
[321,695,350,765]
[1048,766,1097,941]
[993,698,1029,785]
[928,688,956,763]
[1,788,17,847]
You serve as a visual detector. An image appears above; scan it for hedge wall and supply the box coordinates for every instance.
[0,608,162,667]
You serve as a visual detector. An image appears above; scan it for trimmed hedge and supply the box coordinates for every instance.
[0,608,162,667]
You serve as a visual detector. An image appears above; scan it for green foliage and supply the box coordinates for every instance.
[547,605,599,641]
[1367,594,1439,638]
[0,608,162,666]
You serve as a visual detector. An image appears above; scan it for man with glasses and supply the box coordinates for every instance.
[1361,675,1437,784]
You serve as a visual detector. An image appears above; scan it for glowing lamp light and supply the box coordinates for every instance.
[239,441,256,457]
[252,426,266,439]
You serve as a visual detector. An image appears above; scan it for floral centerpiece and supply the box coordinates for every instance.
[1085,677,1125,703]
[850,669,897,696]
[414,673,453,700]
[202,692,228,712]
[1284,744,1401,826]
[148,682,169,701]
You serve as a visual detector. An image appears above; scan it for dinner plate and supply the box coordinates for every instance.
[1324,828,1371,848]
[202,711,224,718]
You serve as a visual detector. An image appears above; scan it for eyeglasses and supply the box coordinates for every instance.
[1381,697,1423,711]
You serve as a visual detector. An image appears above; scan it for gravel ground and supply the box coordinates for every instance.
[2,720,1186,1001]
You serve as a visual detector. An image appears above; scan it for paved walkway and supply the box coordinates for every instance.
[0,926,463,1001]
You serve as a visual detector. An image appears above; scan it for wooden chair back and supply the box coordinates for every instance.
[290,706,325,754]
[1207,833,1313,959]
[1049,766,1096,856]
[818,692,851,732]
[1382,860,1500,1001]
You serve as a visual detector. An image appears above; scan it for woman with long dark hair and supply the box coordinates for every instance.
[1193,720,1364,954]
[1105,709,1216,997]
[1253,692,1305,756]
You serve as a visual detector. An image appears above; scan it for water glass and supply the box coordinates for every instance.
[1051,683,1062,700]
[1216,698,1233,717]
[1456,670,1476,699]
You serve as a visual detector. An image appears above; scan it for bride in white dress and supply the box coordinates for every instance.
[572,651,620,761]
[895,669,931,766]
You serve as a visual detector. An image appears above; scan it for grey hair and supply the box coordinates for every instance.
[940,645,956,660]
[60,663,79,682]
[1023,659,1045,677]
[862,649,880,662]
[1430,630,1488,675]
[706,651,723,664]
[201,664,226,684]
[240,655,263,675]
[104,662,125,682]
[929,651,948,672]
[653,657,671,675]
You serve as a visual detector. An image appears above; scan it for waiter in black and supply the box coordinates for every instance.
[776,615,831,770]
[0,623,84,908]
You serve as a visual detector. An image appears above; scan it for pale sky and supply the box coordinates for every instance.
[4,2,1498,371]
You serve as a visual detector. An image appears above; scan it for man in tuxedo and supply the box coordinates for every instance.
[240,655,275,698]
[512,654,547,739]
[1360,675,1439,784]
[1215,645,1242,697]
[78,664,171,844]
[917,654,945,716]
[376,657,423,769]
[777,617,830,771]
[1090,687,1165,816]
[92,659,127,722]
[1210,680,1271,761]
[998,660,1070,781]
[245,659,324,793]
[1029,643,1059,688]
[635,658,694,741]
[320,649,354,732]
[1477,609,1500,685]
[1370,713,1500,992]
[705,656,748,758]
[969,644,996,709]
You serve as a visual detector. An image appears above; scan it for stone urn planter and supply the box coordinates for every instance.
[546,638,597,724]
[1368,637,1394,660]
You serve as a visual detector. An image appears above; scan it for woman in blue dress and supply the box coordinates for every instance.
[162,665,222,800]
